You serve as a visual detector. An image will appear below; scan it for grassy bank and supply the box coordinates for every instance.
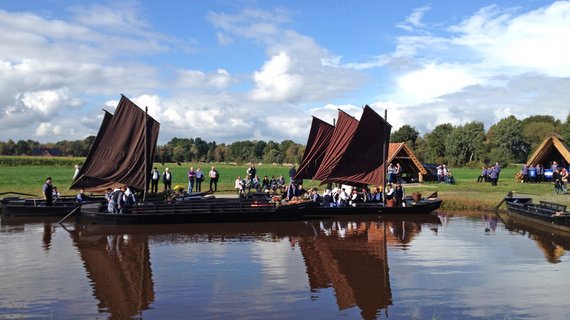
[1,160,568,210]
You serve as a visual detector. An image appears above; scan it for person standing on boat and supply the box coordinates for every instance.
[195,167,204,192]
[209,166,219,192]
[338,188,349,207]
[394,183,405,206]
[187,167,196,193]
[246,163,256,181]
[42,177,54,206]
[150,167,160,193]
[385,184,396,207]
[162,168,172,192]
[289,165,296,184]
[76,188,88,203]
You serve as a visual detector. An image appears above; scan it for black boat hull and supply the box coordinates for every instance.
[1,202,82,217]
[80,199,314,225]
[309,198,442,216]
[504,197,570,234]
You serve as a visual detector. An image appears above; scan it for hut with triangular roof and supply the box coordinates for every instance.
[387,142,427,183]
[526,134,570,169]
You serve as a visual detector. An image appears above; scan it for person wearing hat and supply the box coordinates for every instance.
[42,177,54,206]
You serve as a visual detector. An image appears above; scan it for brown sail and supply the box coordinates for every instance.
[324,105,391,186]
[294,116,335,180]
[312,110,359,182]
[70,95,160,192]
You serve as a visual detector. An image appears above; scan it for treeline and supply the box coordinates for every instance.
[155,138,304,164]
[391,114,570,167]
[1,114,569,166]
[0,136,305,165]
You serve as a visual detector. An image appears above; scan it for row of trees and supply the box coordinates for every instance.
[155,138,304,164]
[391,114,570,166]
[1,114,569,166]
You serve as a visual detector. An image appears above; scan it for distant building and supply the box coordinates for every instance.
[32,148,62,157]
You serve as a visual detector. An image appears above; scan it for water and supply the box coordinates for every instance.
[1,211,570,319]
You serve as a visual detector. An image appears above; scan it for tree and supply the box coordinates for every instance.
[487,116,530,164]
[445,122,486,166]
[422,123,454,163]
[390,124,419,146]
[521,115,561,153]
[560,114,570,142]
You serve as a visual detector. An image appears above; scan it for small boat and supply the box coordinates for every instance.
[1,199,82,217]
[0,193,103,217]
[80,197,315,225]
[503,196,570,233]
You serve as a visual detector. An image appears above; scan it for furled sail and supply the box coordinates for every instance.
[70,95,160,192]
[312,110,359,182]
[294,116,335,180]
[324,105,392,186]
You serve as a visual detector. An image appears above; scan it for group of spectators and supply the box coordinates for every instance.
[437,164,455,184]
[518,161,568,188]
[517,161,569,193]
[308,183,407,208]
[476,163,502,186]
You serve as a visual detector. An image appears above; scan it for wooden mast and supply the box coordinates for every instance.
[143,106,148,202]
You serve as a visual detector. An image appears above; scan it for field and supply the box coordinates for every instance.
[1,159,568,210]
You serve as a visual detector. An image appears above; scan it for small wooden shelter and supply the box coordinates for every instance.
[526,134,570,168]
[387,142,427,182]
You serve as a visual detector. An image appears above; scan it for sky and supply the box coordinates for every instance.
[1,0,569,145]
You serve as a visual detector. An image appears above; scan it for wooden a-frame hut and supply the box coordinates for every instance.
[387,142,427,183]
[526,134,570,169]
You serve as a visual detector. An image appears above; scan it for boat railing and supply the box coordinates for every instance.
[123,199,278,215]
[539,201,567,212]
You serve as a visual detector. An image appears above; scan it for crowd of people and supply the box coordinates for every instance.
[310,183,408,207]
[516,161,569,193]
[436,164,456,184]
[519,161,569,193]
[475,162,502,186]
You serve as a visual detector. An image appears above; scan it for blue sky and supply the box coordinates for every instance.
[0,0,569,144]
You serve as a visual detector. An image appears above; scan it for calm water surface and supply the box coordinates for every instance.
[1,211,570,319]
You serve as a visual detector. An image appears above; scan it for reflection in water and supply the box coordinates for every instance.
[63,216,437,320]
[497,211,570,263]
[69,227,154,319]
[299,215,440,319]
[300,220,391,320]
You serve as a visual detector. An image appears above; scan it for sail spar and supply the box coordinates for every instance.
[70,95,160,192]
[294,116,335,181]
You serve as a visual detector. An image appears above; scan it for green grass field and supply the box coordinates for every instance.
[1,161,568,209]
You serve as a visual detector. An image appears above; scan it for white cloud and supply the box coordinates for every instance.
[176,69,233,90]
[249,51,303,102]
[395,63,482,104]
[449,2,570,77]
[35,122,63,137]
[397,4,431,31]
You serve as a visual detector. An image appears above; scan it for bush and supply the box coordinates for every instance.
[0,156,84,167]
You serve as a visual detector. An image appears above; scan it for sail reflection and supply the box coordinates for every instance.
[65,215,439,319]
[299,214,440,319]
[497,211,570,263]
[69,227,154,319]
